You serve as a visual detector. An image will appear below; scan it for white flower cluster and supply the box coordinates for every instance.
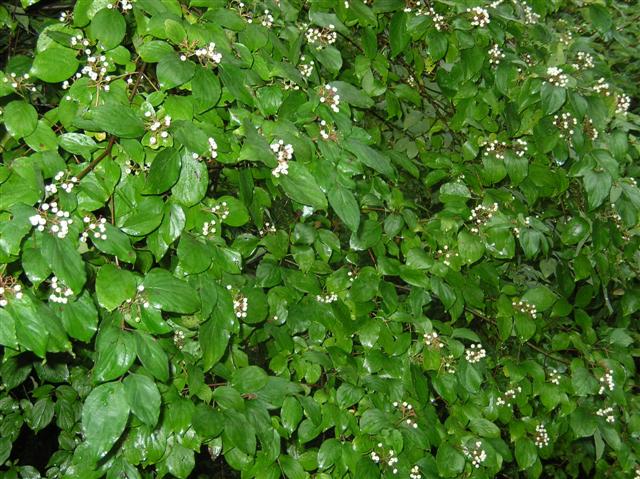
[125,284,150,322]
[545,66,569,87]
[347,270,356,282]
[584,118,598,141]
[63,50,112,92]
[467,7,490,27]
[202,220,216,236]
[489,44,506,65]
[553,112,577,139]
[423,332,442,348]
[49,276,73,304]
[211,202,230,221]
[270,140,294,178]
[465,344,486,363]
[283,79,300,91]
[635,466,640,479]
[81,216,107,242]
[483,139,508,159]
[173,330,185,350]
[3,72,37,93]
[442,354,456,374]
[124,160,149,175]
[616,94,631,114]
[523,4,540,24]
[469,203,499,234]
[50,171,79,194]
[437,245,458,266]
[370,444,398,474]
[560,31,573,47]
[319,84,340,113]
[572,51,594,70]
[404,0,426,15]
[233,293,249,319]
[69,34,90,48]
[548,368,561,385]
[596,406,615,423]
[534,424,550,448]
[514,138,528,157]
[410,465,421,479]
[598,369,615,394]
[592,77,611,97]
[208,137,218,159]
[497,386,522,407]
[259,221,276,237]
[305,25,337,48]
[392,401,419,429]
[299,56,314,78]
[30,202,73,239]
[261,9,274,27]
[463,441,487,468]
[107,0,134,12]
[0,280,22,308]
[59,11,71,22]
[144,112,171,146]
[316,293,338,303]
[513,298,537,318]
[187,42,223,67]
[319,120,336,141]
[489,0,504,7]
[426,6,447,31]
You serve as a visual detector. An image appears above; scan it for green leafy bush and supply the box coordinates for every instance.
[0,0,639,478]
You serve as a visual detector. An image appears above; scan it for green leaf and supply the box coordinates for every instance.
[96,264,137,311]
[31,47,80,83]
[171,152,208,207]
[82,381,130,461]
[359,409,388,434]
[3,100,38,139]
[93,223,137,263]
[389,12,409,57]
[281,397,303,434]
[192,404,224,438]
[124,373,161,427]
[93,328,136,383]
[90,8,126,50]
[192,66,221,111]
[6,299,49,358]
[60,292,98,342]
[42,234,87,294]
[164,443,195,479]
[470,418,501,438]
[143,268,200,314]
[279,163,327,210]
[541,83,566,115]
[582,170,611,210]
[344,140,395,178]
[458,230,485,264]
[330,81,374,108]
[200,309,231,372]
[318,439,341,470]
[157,55,195,90]
[135,331,169,382]
[522,286,557,311]
[75,102,145,138]
[231,366,268,393]
[219,65,254,106]
[436,443,465,477]
[120,197,164,236]
[144,147,182,194]
[328,186,360,232]
[59,132,98,157]
[570,406,597,438]
[177,234,211,274]
[515,438,537,469]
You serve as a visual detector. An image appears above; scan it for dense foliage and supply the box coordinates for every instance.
[0,0,639,478]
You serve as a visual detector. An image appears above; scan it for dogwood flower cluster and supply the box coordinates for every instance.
[467,7,490,27]
[513,138,528,157]
[404,0,426,15]
[370,444,398,474]
[208,137,218,159]
[469,203,499,233]
[513,216,531,239]
[2,72,37,93]
[319,84,340,113]
[69,33,90,48]
[319,120,338,141]
[211,202,230,221]
[463,441,487,468]
[232,291,249,319]
[316,293,338,303]
[49,276,73,304]
[482,139,508,159]
[465,344,487,363]
[392,401,419,429]
[188,42,222,67]
[523,4,540,24]
[616,94,631,114]
[425,6,447,31]
[173,330,186,350]
[305,25,337,48]
[545,67,569,87]
[583,118,598,141]
[548,368,561,385]
[299,56,314,78]
[534,424,550,448]
[0,276,23,307]
[592,77,611,97]
[423,332,443,349]
[30,202,73,239]
[488,44,506,65]
[409,465,421,479]
[124,160,149,175]
[553,112,577,139]
[596,406,615,423]
[49,171,79,194]
[122,284,150,323]
[598,369,615,394]
[436,245,458,266]
[572,51,595,70]
[270,140,294,178]
[63,50,112,92]
[442,354,456,374]
[144,111,171,146]
[512,299,537,318]
[202,220,216,236]
[497,386,522,407]
[259,222,276,236]
[81,216,108,242]
[107,0,134,12]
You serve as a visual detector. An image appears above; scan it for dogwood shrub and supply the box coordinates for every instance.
[0,0,639,478]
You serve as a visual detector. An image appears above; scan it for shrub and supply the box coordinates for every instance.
[0,0,639,478]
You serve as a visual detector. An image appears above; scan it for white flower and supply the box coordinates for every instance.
[596,406,615,423]
[465,343,486,363]
[305,25,337,47]
[467,7,490,27]
[546,67,569,88]
[488,44,505,65]
[592,77,611,97]
[523,4,540,24]
[598,369,615,394]
[316,293,338,303]
[616,94,631,114]
[572,51,594,70]
[233,294,249,318]
[463,441,487,468]
[423,332,442,348]
[534,424,550,448]
[270,140,294,178]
